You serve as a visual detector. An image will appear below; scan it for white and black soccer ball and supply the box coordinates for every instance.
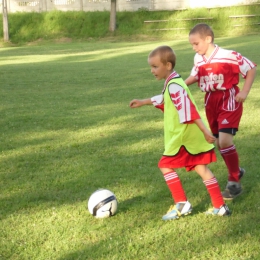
[88,189,118,218]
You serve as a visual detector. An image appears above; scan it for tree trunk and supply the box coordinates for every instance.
[109,0,116,32]
[2,0,9,42]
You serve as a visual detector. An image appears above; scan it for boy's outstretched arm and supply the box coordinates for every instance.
[194,119,216,144]
[185,75,197,86]
[235,67,257,103]
[129,98,152,108]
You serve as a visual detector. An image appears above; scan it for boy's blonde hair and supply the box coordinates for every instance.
[189,23,214,42]
[149,46,176,69]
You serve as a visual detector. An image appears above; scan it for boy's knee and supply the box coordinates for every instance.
[159,167,173,174]
[218,133,234,149]
[218,140,233,149]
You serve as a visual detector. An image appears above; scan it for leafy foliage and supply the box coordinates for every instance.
[0,4,260,44]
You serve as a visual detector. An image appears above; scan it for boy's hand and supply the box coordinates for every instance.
[130,98,152,108]
[129,99,143,108]
[203,131,216,144]
[236,67,256,102]
[235,91,248,103]
[193,119,216,144]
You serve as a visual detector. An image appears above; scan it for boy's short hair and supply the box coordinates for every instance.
[149,46,176,69]
[189,23,214,42]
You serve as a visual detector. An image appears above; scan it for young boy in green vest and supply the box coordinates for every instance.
[129,45,230,220]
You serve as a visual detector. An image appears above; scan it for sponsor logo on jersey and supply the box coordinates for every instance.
[199,73,225,92]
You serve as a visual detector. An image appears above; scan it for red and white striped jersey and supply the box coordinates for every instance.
[151,72,200,124]
[190,46,256,92]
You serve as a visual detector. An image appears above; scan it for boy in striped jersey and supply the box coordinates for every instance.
[185,23,256,200]
[130,46,230,220]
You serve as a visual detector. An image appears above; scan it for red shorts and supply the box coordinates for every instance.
[205,86,243,135]
[158,146,217,171]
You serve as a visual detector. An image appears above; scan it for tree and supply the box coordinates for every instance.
[2,0,9,41]
[109,0,116,32]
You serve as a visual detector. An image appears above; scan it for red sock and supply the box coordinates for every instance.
[163,171,187,203]
[220,145,240,182]
[204,177,224,208]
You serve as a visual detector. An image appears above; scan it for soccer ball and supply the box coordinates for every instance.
[88,189,118,218]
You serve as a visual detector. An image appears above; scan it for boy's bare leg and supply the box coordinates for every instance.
[194,164,214,181]
[217,132,234,148]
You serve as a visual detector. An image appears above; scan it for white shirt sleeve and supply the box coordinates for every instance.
[151,94,164,106]
[233,51,256,78]
[168,83,200,123]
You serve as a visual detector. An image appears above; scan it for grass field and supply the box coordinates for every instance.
[0,35,260,259]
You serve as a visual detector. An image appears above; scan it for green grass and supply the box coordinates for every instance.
[0,35,260,259]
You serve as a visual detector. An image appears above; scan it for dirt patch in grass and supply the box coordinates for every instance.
[55,37,73,43]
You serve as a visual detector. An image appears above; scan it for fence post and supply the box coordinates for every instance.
[109,0,116,32]
[2,0,9,41]
[79,0,83,11]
